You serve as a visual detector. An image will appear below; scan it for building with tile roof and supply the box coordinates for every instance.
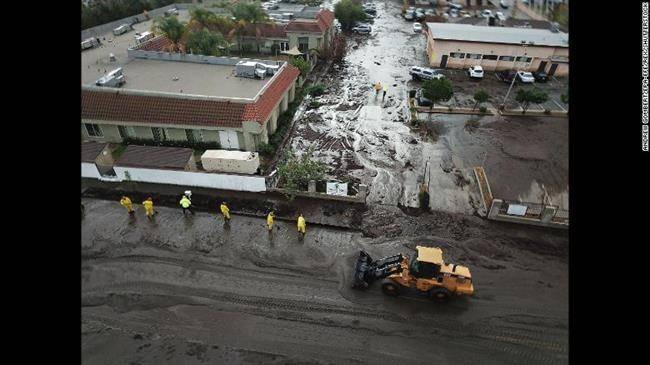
[81,42,300,152]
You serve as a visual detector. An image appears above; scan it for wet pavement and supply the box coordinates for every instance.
[82,198,568,364]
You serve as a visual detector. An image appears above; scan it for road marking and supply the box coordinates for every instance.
[551,99,567,112]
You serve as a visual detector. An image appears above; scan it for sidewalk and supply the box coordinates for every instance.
[82,178,366,230]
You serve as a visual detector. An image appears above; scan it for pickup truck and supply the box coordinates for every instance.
[410,66,445,81]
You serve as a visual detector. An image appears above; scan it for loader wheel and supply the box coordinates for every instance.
[430,288,451,302]
[381,280,400,297]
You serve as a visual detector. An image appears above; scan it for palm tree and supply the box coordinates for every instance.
[153,16,187,53]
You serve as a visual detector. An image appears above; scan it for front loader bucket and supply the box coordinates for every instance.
[352,250,373,289]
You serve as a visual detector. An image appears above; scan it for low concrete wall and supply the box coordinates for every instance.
[81,3,191,40]
[112,166,267,192]
[270,184,367,204]
[82,162,102,179]
[128,46,283,68]
[488,198,568,229]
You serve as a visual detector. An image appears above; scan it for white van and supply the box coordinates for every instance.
[81,37,99,50]
[134,31,154,44]
[113,24,131,36]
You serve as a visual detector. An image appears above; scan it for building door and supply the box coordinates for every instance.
[537,61,548,73]
[219,130,240,150]
[548,63,559,76]
[440,55,448,68]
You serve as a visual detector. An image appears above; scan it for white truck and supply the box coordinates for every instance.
[113,24,132,36]
[81,37,99,50]
[134,31,154,45]
[95,68,126,88]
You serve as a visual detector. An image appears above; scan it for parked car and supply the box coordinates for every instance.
[416,89,433,107]
[495,70,517,83]
[516,71,535,83]
[449,8,459,17]
[352,24,372,34]
[500,0,510,9]
[425,9,436,16]
[410,66,445,81]
[415,11,426,20]
[495,11,506,21]
[468,65,484,79]
[364,8,377,15]
[263,3,279,10]
[449,2,463,10]
[404,11,416,21]
[164,8,179,16]
[413,22,423,33]
[481,9,493,18]
[533,71,548,82]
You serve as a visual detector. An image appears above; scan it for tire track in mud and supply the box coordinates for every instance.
[83,253,568,363]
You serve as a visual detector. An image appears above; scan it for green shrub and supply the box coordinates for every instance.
[258,142,275,157]
[479,106,487,114]
[306,83,325,96]
[308,100,322,109]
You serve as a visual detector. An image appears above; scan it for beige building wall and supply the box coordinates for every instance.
[426,36,569,76]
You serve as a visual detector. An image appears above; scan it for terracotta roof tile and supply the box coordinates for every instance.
[241,23,287,38]
[286,9,334,34]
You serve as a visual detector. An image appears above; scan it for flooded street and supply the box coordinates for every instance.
[291,0,432,207]
[82,199,568,364]
[290,0,568,212]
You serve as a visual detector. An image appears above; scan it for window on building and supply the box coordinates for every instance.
[499,56,515,61]
[317,37,322,49]
[185,129,202,143]
[151,127,166,142]
[466,53,482,59]
[482,54,498,60]
[117,125,135,139]
[450,52,465,58]
[516,56,533,63]
[85,123,103,137]
[298,37,309,53]
[280,42,289,51]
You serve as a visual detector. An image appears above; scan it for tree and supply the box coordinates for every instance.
[186,28,227,56]
[154,15,187,52]
[334,0,367,30]
[473,90,489,111]
[515,88,549,114]
[277,148,327,200]
[421,78,453,115]
[290,56,311,77]
[231,3,269,54]
[189,7,217,29]
[325,33,347,63]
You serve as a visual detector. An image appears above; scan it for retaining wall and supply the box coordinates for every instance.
[82,162,102,179]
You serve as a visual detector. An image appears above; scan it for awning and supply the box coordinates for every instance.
[281,46,304,56]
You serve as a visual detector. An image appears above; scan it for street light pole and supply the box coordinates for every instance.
[501,41,527,110]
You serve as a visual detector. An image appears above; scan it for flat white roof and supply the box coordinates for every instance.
[426,23,568,47]
[202,150,258,160]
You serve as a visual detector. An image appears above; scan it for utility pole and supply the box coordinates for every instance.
[501,41,528,110]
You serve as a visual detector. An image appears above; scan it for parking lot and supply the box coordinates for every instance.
[409,68,568,112]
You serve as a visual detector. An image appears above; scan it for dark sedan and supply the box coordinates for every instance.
[533,71,549,82]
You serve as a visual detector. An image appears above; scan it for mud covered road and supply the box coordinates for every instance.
[82,199,568,364]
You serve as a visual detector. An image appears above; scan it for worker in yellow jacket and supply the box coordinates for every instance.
[120,196,134,214]
[142,197,155,220]
[267,211,274,232]
[220,201,230,221]
[297,214,306,236]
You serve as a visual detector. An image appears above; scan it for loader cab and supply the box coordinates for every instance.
[410,246,444,279]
